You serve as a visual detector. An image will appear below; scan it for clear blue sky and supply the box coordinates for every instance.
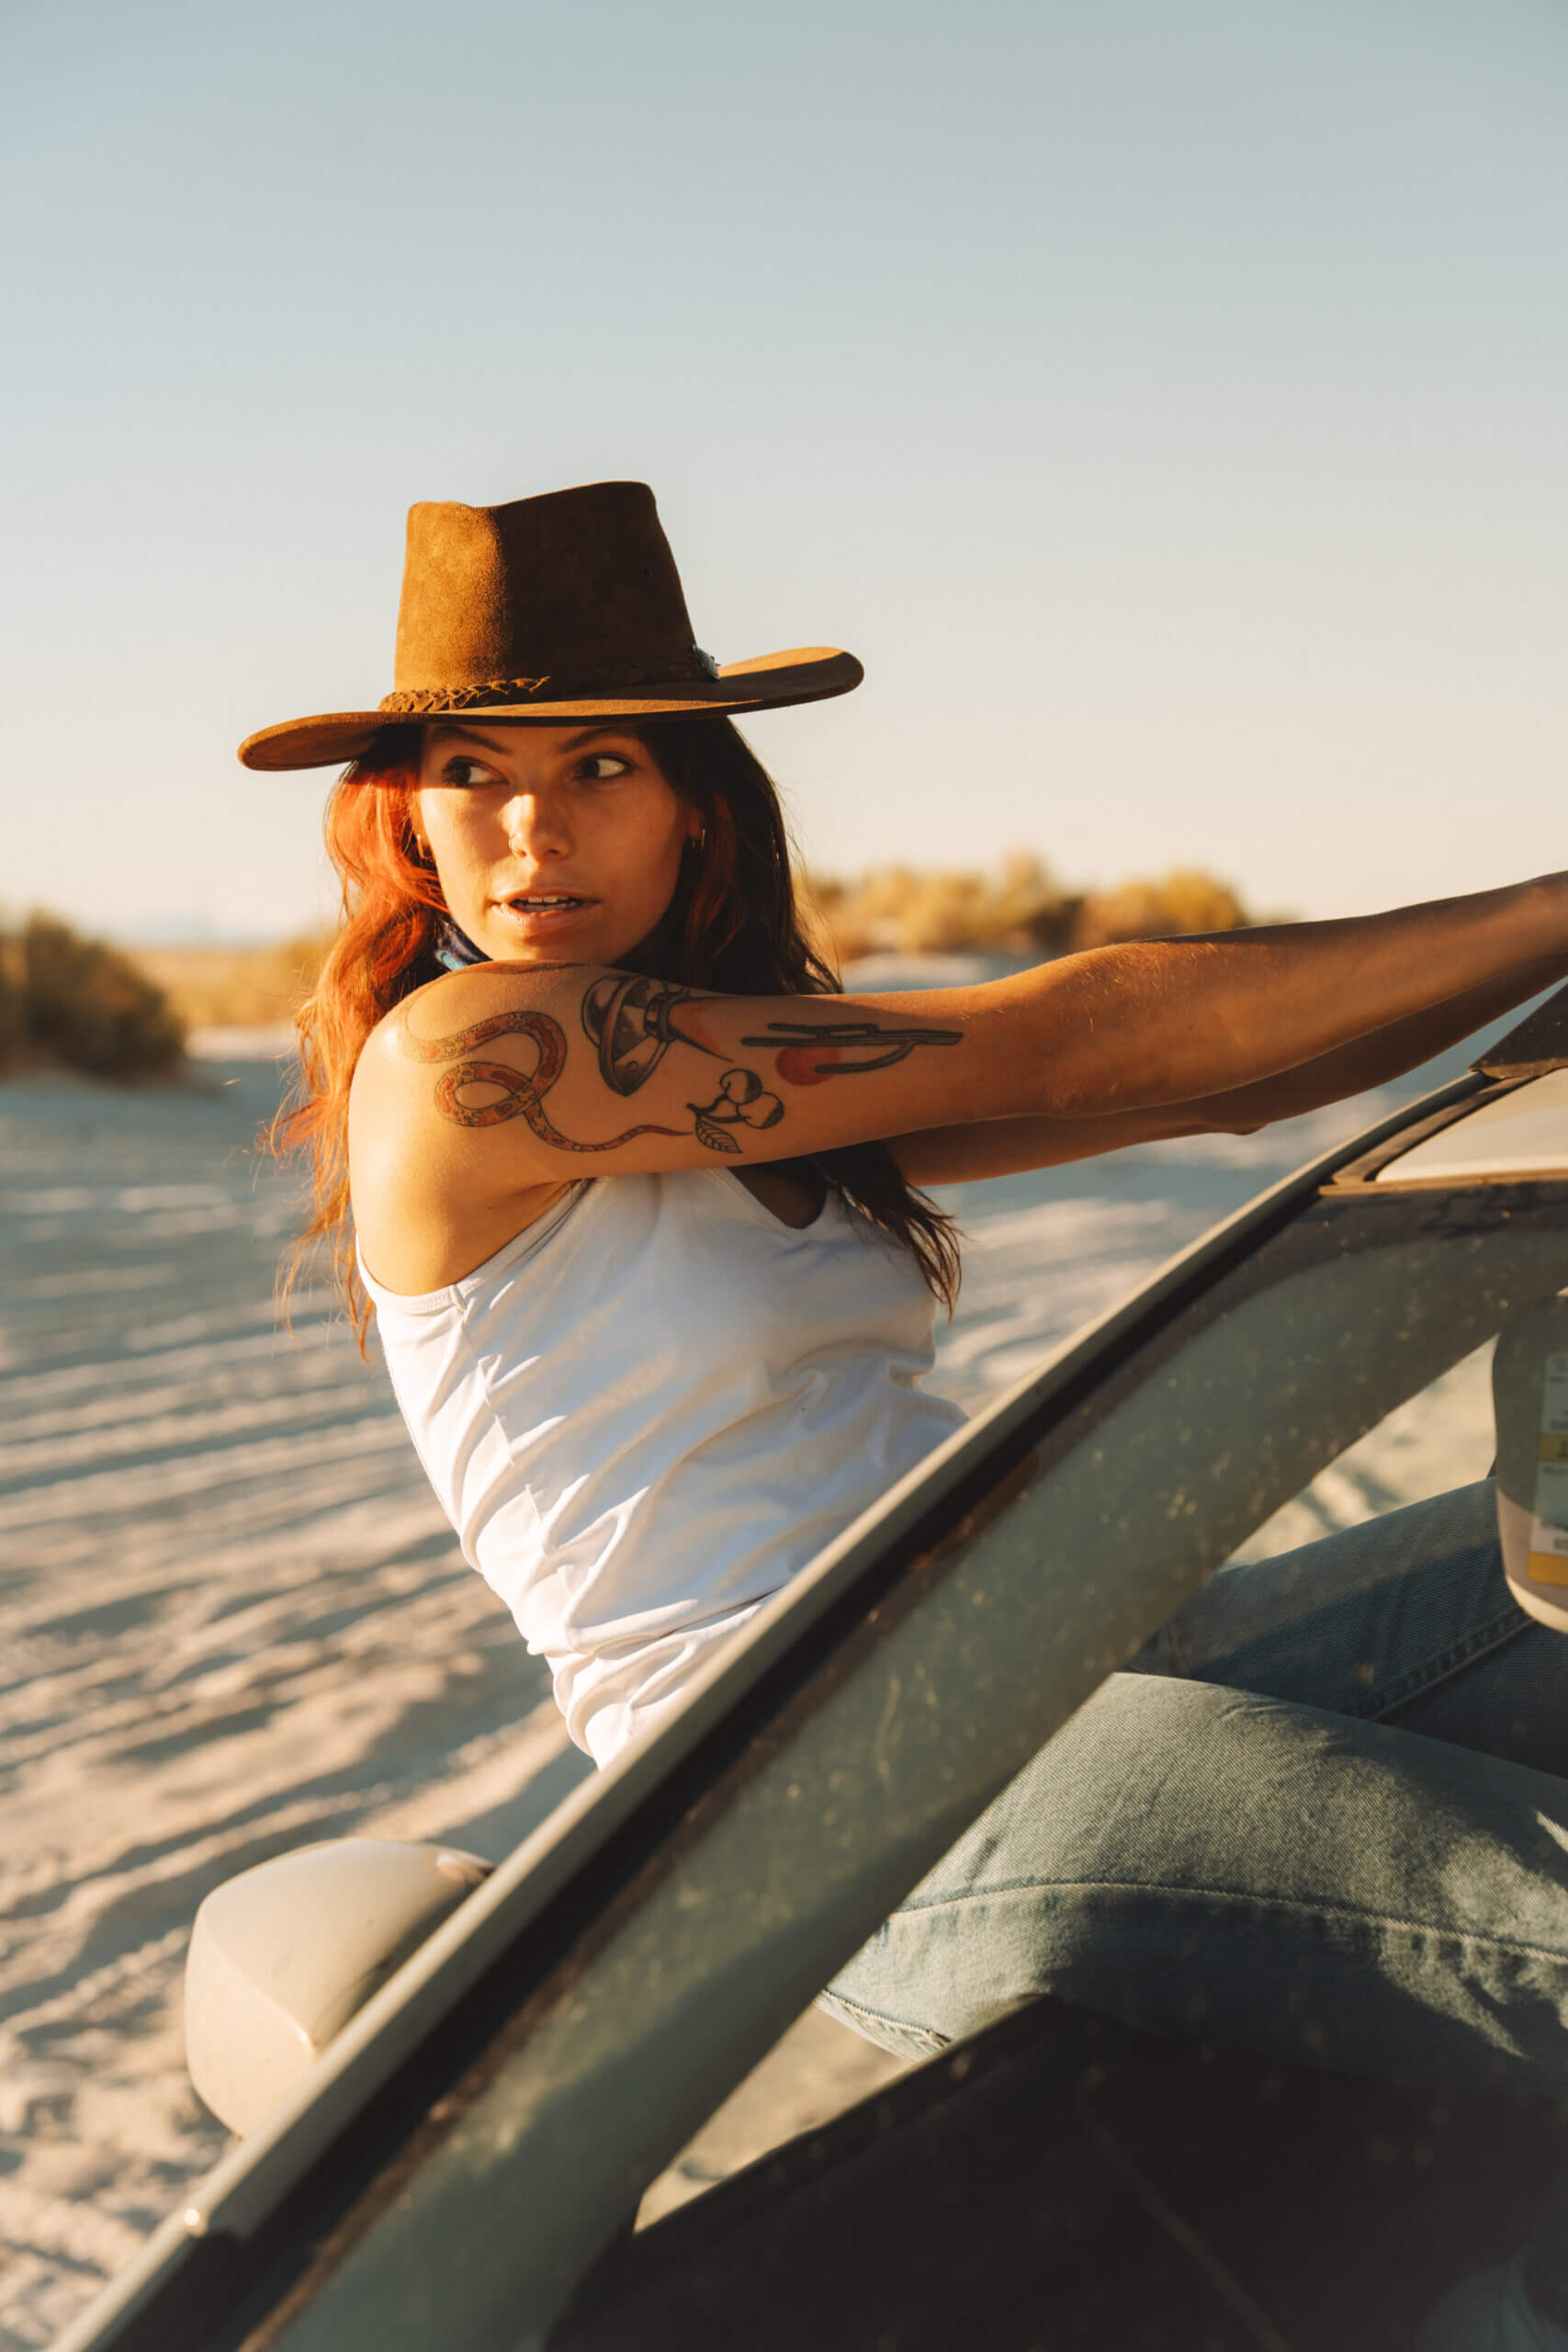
[6,0,1566,939]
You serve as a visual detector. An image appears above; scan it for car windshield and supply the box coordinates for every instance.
[69,1024,1568,2352]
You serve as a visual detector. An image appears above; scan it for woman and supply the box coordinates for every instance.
[249,485,1568,2293]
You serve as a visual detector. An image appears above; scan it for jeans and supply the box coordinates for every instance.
[819,1482,1568,2094]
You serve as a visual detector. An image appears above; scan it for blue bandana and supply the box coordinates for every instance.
[433,915,491,972]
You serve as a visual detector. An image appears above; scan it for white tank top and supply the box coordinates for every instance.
[359,1171,965,1765]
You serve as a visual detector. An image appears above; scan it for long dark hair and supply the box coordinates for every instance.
[275,714,960,1334]
[623,716,961,1310]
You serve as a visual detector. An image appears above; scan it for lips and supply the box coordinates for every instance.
[488,893,600,947]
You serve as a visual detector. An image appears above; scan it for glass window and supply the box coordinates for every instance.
[1229,1338,1497,1563]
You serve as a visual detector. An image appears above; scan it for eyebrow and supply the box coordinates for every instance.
[426,723,633,756]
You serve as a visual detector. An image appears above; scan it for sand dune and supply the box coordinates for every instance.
[0,1037,1495,2346]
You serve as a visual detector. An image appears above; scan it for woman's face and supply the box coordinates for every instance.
[411,722,697,967]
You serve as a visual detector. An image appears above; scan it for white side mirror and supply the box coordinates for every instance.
[1493,1295,1568,1632]
[184,1838,491,2135]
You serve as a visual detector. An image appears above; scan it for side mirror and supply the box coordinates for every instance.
[1493,1295,1568,1632]
[184,1838,491,2135]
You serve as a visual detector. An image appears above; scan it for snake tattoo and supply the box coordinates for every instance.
[400,1006,783,1154]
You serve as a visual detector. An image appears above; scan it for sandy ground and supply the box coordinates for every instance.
[0,1031,1498,2346]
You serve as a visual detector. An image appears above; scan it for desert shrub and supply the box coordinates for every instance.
[802,855,1253,967]
[1073,869,1253,950]
[805,853,1082,963]
[0,936,26,1069]
[0,914,186,1080]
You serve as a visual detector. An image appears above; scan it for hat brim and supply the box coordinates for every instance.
[237,647,862,772]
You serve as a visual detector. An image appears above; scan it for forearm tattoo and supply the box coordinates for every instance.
[738,1019,962,1082]
[404,976,961,1156]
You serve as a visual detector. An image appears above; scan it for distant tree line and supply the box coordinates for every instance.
[1,861,1269,1080]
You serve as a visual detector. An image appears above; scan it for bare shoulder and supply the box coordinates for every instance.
[356,960,592,1080]
[349,967,584,1295]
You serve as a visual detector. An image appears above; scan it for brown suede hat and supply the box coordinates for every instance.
[237,480,862,771]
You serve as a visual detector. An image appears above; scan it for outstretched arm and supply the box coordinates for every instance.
[352,872,1568,1210]
[967,876,1568,1117]
[891,950,1568,1186]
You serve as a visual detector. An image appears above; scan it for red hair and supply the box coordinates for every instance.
[269,732,442,1338]
[273,718,959,1342]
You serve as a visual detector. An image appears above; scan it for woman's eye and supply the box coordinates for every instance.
[439,758,499,787]
[579,753,632,782]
